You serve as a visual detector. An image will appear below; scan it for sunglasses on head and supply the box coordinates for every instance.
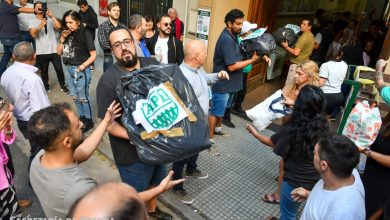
[163,22,172,27]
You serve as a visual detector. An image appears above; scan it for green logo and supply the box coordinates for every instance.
[141,88,179,129]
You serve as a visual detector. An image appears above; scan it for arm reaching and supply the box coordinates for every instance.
[291,187,310,203]
[74,101,122,163]
[138,171,185,202]
[245,124,275,147]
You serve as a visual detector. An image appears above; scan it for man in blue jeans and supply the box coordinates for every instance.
[0,0,34,76]
[96,28,172,220]
[208,9,262,150]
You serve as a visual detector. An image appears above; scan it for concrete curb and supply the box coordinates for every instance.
[159,193,206,220]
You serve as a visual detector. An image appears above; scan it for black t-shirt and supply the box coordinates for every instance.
[96,57,158,164]
[0,2,20,38]
[271,124,320,190]
[63,27,95,66]
[212,28,243,93]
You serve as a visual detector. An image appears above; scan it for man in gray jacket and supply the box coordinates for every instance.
[171,40,229,204]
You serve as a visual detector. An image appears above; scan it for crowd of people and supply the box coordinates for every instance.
[0,0,389,219]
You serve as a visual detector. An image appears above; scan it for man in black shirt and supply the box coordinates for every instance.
[96,27,172,220]
[77,0,98,70]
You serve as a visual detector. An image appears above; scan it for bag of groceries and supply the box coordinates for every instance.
[246,90,292,131]
[342,101,382,148]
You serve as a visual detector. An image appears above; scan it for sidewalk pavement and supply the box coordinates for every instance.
[2,56,293,219]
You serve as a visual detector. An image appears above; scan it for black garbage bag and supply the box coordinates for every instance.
[272,27,298,47]
[117,64,210,164]
[240,33,276,56]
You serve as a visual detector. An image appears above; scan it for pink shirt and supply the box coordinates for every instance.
[0,129,16,190]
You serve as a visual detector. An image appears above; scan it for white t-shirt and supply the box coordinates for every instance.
[319,60,348,94]
[300,169,365,220]
[154,37,169,64]
[315,32,322,44]
[28,17,59,55]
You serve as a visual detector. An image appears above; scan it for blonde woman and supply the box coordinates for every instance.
[282,60,320,106]
[246,60,320,205]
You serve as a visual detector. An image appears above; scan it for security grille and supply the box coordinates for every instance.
[119,0,173,26]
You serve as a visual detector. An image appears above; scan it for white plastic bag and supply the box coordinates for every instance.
[342,101,382,148]
[246,90,292,131]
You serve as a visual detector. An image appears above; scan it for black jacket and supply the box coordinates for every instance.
[79,6,98,40]
[146,33,184,65]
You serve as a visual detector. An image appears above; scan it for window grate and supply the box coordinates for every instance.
[119,0,173,26]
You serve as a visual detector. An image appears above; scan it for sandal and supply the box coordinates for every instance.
[261,193,280,204]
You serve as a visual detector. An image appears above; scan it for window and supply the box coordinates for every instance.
[119,0,172,26]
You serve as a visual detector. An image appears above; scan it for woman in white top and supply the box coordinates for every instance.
[319,44,348,116]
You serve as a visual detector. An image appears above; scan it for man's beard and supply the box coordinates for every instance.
[72,135,85,150]
[161,28,171,37]
[232,28,241,36]
[118,50,138,68]
[109,14,119,21]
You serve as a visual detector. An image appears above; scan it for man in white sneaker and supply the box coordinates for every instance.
[291,133,365,219]
[171,40,229,204]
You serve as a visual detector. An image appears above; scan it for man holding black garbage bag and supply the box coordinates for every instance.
[281,19,315,94]
[208,9,271,149]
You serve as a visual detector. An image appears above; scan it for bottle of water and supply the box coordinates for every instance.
[156,46,162,63]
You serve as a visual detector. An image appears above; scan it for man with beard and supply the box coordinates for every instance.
[96,27,173,220]
[129,14,151,57]
[29,102,182,219]
[28,101,120,218]
[146,14,183,64]
[290,134,365,219]
[98,2,127,72]
[208,9,261,150]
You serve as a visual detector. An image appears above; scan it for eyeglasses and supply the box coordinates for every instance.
[111,38,133,50]
[163,23,172,27]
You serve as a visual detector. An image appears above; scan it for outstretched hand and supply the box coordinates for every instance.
[158,170,185,192]
[218,71,229,80]
[291,187,309,203]
[245,124,258,136]
[103,101,122,127]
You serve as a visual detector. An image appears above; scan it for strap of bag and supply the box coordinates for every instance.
[268,96,292,115]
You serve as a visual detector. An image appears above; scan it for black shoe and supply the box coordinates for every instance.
[148,206,173,220]
[82,118,94,133]
[60,85,70,94]
[232,107,246,115]
[222,119,235,128]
